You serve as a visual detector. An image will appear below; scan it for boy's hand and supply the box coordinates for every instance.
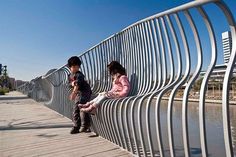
[71,81,77,87]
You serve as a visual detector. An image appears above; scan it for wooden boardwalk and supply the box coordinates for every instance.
[0,92,133,157]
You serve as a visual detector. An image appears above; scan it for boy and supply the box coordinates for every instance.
[68,56,92,134]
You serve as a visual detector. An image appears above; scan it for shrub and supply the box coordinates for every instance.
[0,88,10,95]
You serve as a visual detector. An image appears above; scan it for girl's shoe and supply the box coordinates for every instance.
[78,102,91,108]
[90,108,96,115]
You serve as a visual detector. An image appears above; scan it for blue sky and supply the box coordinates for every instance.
[0,0,235,81]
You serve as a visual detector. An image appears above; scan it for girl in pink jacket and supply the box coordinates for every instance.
[79,61,130,114]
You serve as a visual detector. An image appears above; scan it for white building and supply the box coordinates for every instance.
[222,31,232,64]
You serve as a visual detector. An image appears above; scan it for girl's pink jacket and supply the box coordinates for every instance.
[108,75,130,98]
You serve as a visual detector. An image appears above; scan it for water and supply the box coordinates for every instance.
[125,100,236,157]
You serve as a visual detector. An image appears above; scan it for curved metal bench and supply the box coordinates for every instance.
[17,0,236,156]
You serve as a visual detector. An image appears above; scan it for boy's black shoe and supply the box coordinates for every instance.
[70,127,80,134]
[79,126,91,133]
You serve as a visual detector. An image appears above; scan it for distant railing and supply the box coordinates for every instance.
[17,0,236,156]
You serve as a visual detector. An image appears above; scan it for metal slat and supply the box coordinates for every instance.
[17,1,236,157]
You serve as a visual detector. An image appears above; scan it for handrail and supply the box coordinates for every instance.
[41,0,220,80]
[17,0,236,156]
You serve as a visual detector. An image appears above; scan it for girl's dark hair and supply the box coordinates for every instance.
[68,56,81,67]
[107,61,126,76]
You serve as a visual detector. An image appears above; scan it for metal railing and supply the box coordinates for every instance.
[17,0,236,156]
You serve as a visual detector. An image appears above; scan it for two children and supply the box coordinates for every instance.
[79,61,130,114]
[68,57,130,134]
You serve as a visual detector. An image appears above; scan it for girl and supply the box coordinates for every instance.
[79,61,130,114]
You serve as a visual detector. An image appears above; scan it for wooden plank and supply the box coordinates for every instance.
[0,92,133,157]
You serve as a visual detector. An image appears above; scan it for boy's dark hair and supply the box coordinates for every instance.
[68,56,82,67]
[107,61,126,76]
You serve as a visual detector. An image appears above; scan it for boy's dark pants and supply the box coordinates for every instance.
[72,93,91,128]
